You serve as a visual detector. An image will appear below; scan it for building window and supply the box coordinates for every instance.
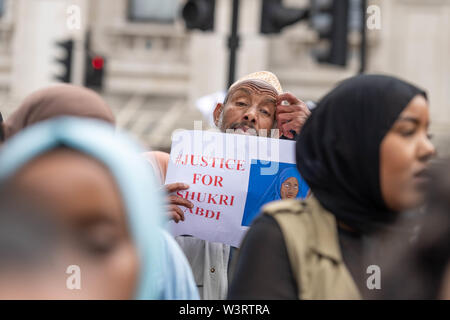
[128,0,179,23]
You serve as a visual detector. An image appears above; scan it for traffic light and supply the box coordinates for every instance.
[310,0,350,66]
[181,0,215,31]
[54,39,74,83]
[260,0,309,34]
[84,52,105,90]
[83,31,105,90]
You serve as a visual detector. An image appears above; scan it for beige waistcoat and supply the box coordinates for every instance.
[263,196,362,300]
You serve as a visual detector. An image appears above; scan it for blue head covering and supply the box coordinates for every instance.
[0,117,198,299]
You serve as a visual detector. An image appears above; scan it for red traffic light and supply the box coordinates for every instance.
[91,56,104,70]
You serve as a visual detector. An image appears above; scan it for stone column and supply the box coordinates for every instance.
[188,0,269,107]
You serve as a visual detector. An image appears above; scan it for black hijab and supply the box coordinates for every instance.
[296,74,427,234]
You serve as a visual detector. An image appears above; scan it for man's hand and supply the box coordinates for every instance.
[164,183,194,223]
[276,92,311,139]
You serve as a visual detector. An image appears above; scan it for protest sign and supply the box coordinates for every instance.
[165,130,309,247]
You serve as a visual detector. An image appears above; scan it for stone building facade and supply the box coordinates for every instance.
[0,0,449,153]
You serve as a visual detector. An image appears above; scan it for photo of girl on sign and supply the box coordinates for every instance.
[241,161,310,227]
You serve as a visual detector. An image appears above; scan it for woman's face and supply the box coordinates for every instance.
[12,149,139,299]
[280,177,299,199]
[380,95,435,212]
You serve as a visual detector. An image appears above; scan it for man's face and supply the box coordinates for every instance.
[213,80,278,135]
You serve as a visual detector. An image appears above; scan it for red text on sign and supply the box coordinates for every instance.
[193,173,224,187]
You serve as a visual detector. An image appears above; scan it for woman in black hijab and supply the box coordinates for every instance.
[228,74,435,299]
[297,74,434,233]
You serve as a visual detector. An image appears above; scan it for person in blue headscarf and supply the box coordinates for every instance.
[0,117,199,300]
[274,166,309,201]
[242,166,309,226]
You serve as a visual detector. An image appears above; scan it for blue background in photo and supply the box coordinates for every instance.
[241,160,309,227]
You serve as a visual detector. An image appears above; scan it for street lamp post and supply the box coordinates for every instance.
[227,0,240,89]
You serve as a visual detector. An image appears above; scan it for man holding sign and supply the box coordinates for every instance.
[164,71,311,299]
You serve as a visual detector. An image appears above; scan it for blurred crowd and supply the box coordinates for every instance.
[0,70,449,300]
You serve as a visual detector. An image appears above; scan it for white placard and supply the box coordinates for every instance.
[165,130,308,247]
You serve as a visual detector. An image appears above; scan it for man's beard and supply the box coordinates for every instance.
[217,111,278,137]
[228,121,258,136]
[220,117,258,136]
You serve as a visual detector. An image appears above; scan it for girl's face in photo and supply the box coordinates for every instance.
[280,177,299,199]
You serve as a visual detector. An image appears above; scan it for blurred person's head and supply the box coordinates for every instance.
[0,183,109,299]
[3,84,115,140]
[0,117,169,299]
[213,71,282,136]
[9,148,138,299]
[0,185,63,299]
[296,74,435,234]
